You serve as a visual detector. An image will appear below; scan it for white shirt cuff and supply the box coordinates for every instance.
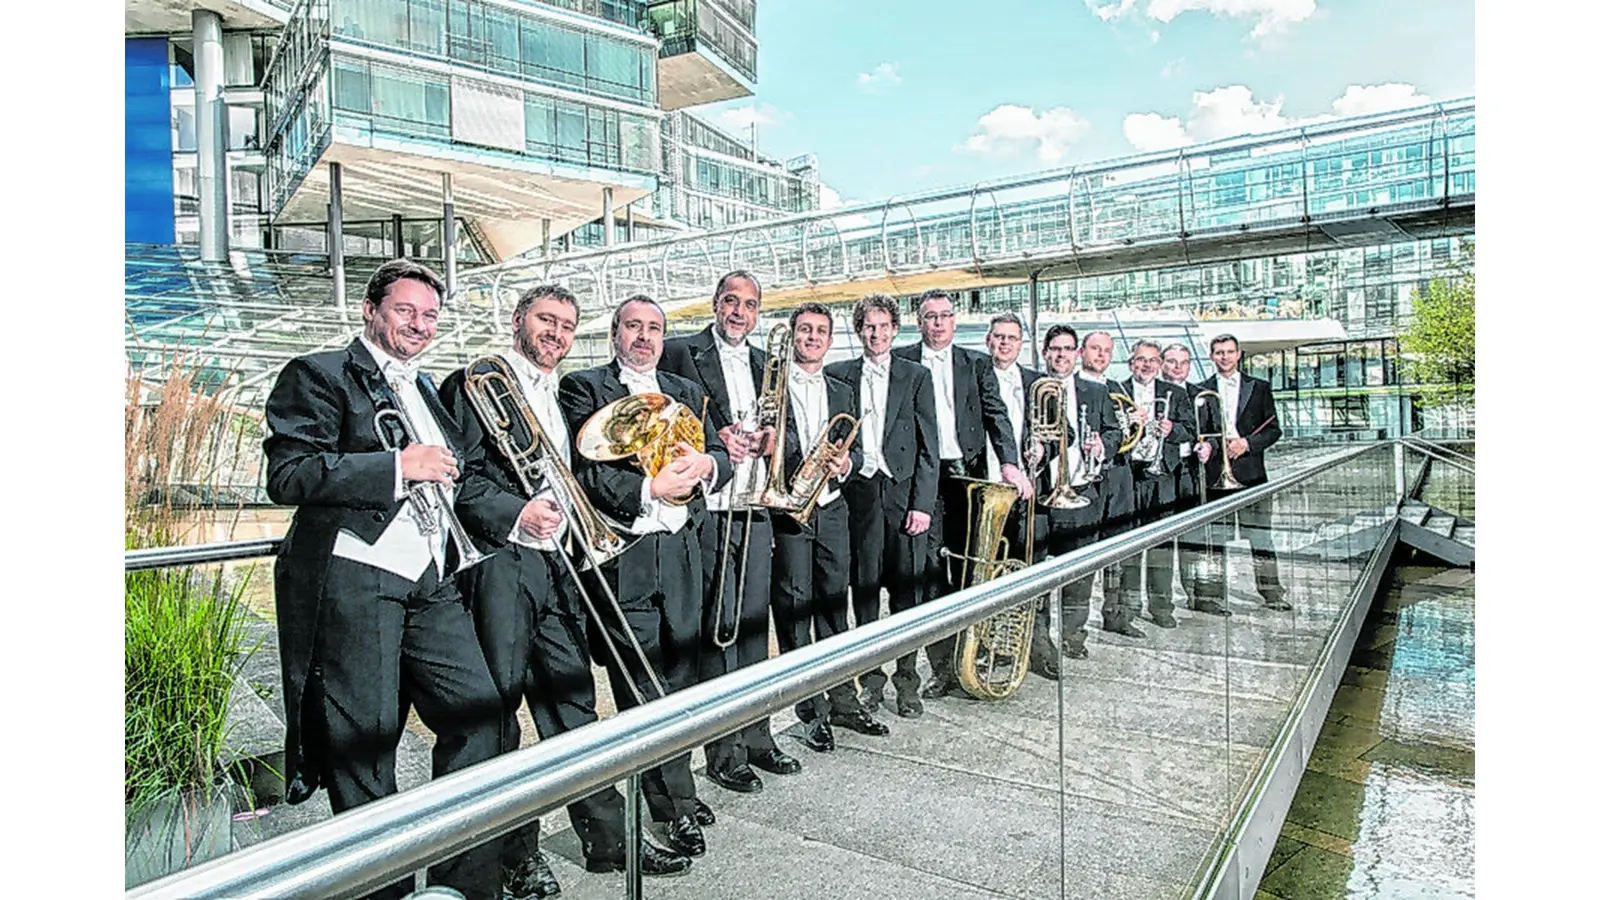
[391,450,406,501]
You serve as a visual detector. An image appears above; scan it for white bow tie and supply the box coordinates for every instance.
[385,358,421,386]
[619,368,656,390]
[791,369,823,389]
[864,360,890,381]
[925,348,951,365]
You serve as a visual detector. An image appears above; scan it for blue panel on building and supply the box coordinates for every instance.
[126,38,174,245]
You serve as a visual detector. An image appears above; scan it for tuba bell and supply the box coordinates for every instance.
[941,477,1035,701]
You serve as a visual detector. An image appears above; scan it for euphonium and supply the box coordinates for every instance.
[1028,378,1089,510]
[576,391,707,506]
[1192,389,1246,491]
[943,477,1034,701]
[372,407,490,572]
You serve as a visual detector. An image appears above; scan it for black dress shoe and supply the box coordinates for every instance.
[1106,622,1146,638]
[920,676,956,699]
[707,763,763,794]
[587,841,693,877]
[830,710,891,736]
[801,718,835,752]
[1063,642,1089,660]
[860,685,884,712]
[503,851,561,900]
[692,798,716,826]
[1030,658,1061,680]
[895,692,924,719]
[748,747,802,775]
[1262,593,1293,611]
[1192,600,1233,617]
[663,815,706,857]
[1151,613,1178,629]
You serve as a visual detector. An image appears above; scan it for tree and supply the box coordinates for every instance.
[1400,239,1474,404]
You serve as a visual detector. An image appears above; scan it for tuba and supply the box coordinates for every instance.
[1192,390,1246,492]
[576,391,707,506]
[942,477,1035,701]
[1029,378,1089,510]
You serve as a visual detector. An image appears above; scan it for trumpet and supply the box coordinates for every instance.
[1192,390,1246,492]
[1028,378,1089,510]
[771,412,860,527]
[461,355,665,703]
[1131,395,1171,476]
[373,407,490,573]
[1079,401,1104,483]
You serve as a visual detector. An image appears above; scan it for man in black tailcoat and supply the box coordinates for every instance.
[894,289,1033,703]
[558,295,732,858]
[441,284,692,899]
[825,294,939,720]
[263,258,501,900]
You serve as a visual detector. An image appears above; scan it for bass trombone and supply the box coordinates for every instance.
[1191,390,1246,492]
[461,355,665,703]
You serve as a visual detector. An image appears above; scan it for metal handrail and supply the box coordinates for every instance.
[125,538,283,572]
[1402,435,1474,465]
[127,442,1381,900]
[1400,437,1475,475]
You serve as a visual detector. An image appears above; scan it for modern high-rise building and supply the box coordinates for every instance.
[124,0,767,277]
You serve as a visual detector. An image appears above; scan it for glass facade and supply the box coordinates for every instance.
[1241,339,1412,439]
[329,0,658,106]
[648,0,757,83]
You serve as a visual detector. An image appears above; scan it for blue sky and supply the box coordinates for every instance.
[700,0,1475,206]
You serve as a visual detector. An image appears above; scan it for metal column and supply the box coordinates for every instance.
[625,200,634,243]
[442,174,457,296]
[541,218,551,258]
[329,162,346,312]
[602,187,615,247]
[193,10,228,262]
[391,213,405,259]
[1028,270,1041,368]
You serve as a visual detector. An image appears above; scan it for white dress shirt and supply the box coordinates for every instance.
[857,356,894,479]
[918,344,962,460]
[787,366,842,507]
[332,336,452,581]
[503,350,570,551]
[1217,371,1242,438]
[708,330,766,513]
[985,362,1025,483]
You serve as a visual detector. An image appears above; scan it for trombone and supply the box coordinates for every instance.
[461,355,666,704]
[1192,390,1246,493]
[1028,377,1089,510]
[373,406,490,573]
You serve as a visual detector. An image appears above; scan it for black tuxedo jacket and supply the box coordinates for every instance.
[893,343,1020,477]
[262,338,472,796]
[775,370,864,498]
[1036,374,1122,495]
[557,361,732,530]
[1196,372,1282,487]
[1112,377,1198,475]
[824,355,939,515]
[659,324,768,434]
[437,361,550,553]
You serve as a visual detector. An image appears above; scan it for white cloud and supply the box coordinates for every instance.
[710,102,788,134]
[1086,0,1317,40]
[1331,83,1433,117]
[856,62,903,91]
[1121,83,1433,152]
[959,104,1092,164]
[819,185,846,209]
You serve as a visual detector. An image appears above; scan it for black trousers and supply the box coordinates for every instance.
[921,461,978,686]
[842,472,926,699]
[1096,462,1139,631]
[771,501,862,722]
[1041,480,1105,648]
[1190,489,1284,606]
[698,510,778,774]
[460,544,625,867]
[1115,465,1180,618]
[591,527,702,822]
[313,557,502,900]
